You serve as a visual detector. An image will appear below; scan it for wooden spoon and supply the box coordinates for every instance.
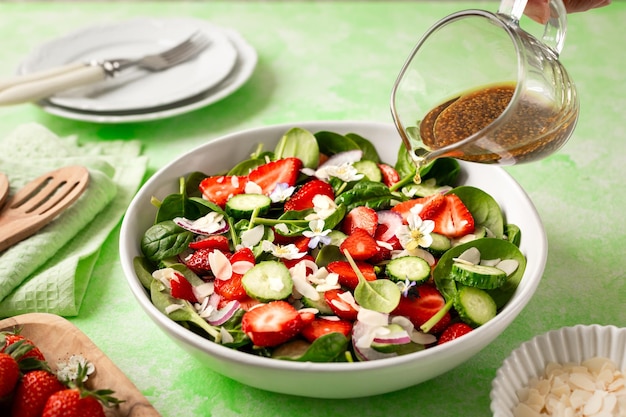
[0,165,89,252]
[0,172,8,209]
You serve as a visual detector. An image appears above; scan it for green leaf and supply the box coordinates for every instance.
[141,220,193,263]
[449,186,505,239]
[345,133,380,163]
[335,181,394,211]
[314,131,360,156]
[275,127,320,169]
[228,158,265,176]
[344,250,400,313]
[133,256,156,289]
[184,171,210,198]
[422,158,460,186]
[505,224,522,247]
[273,333,349,362]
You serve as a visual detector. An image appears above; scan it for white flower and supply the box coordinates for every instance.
[315,162,364,182]
[269,182,295,203]
[397,278,416,297]
[304,195,337,221]
[261,240,307,260]
[302,219,332,248]
[56,355,95,383]
[396,207,434,250]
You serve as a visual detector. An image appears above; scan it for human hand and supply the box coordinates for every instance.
[525,0,611,23]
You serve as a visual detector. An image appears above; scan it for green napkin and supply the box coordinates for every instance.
[0,123,147,317]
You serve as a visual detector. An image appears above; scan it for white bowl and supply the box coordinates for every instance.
[490,325,626,416]
[119,120,547,398]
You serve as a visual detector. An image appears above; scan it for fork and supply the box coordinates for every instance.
[0,31,211,106]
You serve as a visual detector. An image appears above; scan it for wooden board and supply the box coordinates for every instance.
[0,313,161,417]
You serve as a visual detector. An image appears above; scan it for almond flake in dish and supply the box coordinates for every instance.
[513,357,626,417]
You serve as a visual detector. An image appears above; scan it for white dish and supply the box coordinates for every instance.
[34,27,257,124]
[18,18,240,113]
[491,324,626,417]
[119,120,548,398]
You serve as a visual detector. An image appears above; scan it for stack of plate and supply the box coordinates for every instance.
[16,18,257,123]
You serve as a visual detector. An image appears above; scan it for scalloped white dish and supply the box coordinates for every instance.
[491,324,626,417]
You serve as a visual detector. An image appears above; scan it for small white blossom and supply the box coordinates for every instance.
[397,278,416,297]
[396,207,434,250]
[261,240,307,260]
[314,162,364,182]
[56,355,94,383]
[302,219,332,248]
[269,182,295,203]
[304,195,337,221]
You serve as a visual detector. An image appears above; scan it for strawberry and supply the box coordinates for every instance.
[298,310,317,326]
[429,194,475,238]
[281,254,316,274]
[11,370,64,417]
[283,179,335,212]
[219,295,260,311]
[391,193,446,223]
[339,228,379,261]
[327,260,377,290]
[248,157,302,196]
[42,389,105,417]
[1,332,46,363]
[229,247,256,265]
[188,235,230,251]
[199,175,248,207]
[0,352,19,397]
[378,163,400,187]
[301,317,353,342]
[169,272,198,303]
[392,284,451,334]
[374,224,402,250]
[183,248,214,276]
[341,206,378,236]
[438,322,473,345]
[215,247,255,301]
[241,301,304,347]
[272,234,311,253]
[324,289,359,321]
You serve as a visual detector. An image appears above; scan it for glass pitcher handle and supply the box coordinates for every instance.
[498,0,568,54]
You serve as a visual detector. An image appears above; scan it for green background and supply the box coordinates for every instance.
[1,1,624,416]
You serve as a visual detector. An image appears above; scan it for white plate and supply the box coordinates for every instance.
[18,18,239,112]
[33,27,257,123]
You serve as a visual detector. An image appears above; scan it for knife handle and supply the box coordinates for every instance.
[0,64,106,106]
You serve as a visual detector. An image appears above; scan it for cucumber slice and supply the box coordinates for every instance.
[225,194,271,219]
[353,160,382,182]
[451,262,507,289]
[301,293,334,315]
[385,256,431,284]
[426,233,451,257]
[242,261,293,301]
[454,285,496,327]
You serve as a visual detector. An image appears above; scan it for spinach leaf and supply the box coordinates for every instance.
[335,181,394,211]
[449,186,505,239]
[422,158,460,186]
[505,224,522,247]
[275,127,320,169]
[185,171,209,198]
[394,143,417,179]
[133,256,156,289]
[315,131,360,156]
[141,220,193,263]
[273,333,349,362]
[345,133,380,163]
[228,158,265,176]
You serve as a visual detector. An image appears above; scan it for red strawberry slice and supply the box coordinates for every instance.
[189,235,230,251]
[342,206,378,236]
[340,228,379,261]
[327,260,377,290]
[298,310,317,326]
[215,248,255,301]
[301,317,353,342]
[281,254,316,275]
[438,322,473,345]
[378,163,400,187]
[391,193,446,222]
[183,248,214,276]
[324,289,359,321]
[199,175,248,207]
[170,272,198,303]
[430,194,475,238]
[248,157,303,195]
[374,224,402,250]
[392,284,451,334]
[229,247,256,265]
[218,295,260,311]
[241,301,304,347]
[284,179,335,212]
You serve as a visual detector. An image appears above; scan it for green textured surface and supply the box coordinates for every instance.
[0,1,625,416]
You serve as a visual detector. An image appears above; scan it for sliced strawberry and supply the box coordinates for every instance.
[327,260,377,290]
[298,310,317,326]
[272,234,311,253]
[248,157,302,196]
[342,206,378,236]
[374,224,402,250]
[218,295,260,312]
[430,194,475,238]
[229,247,256,265]
[189,235,230,251]
[392,284,451,334]
[284,179,335,212]
[391,193,446,223]
[170,272,198,303]
[214,273,248,301]
[301,317,353,342]
[339,228,379,261]
[438,322,473,345]
[281,254,316,274]
[183,248,214,276]
[241,301,304,347]
[378,163,400,187]
[324,289,359,321]
[199,175,248,207]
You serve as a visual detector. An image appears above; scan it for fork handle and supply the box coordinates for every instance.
[0,64,106,106]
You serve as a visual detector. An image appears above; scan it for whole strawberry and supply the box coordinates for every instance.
[0,352,19,398]
[11,370,65,417]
